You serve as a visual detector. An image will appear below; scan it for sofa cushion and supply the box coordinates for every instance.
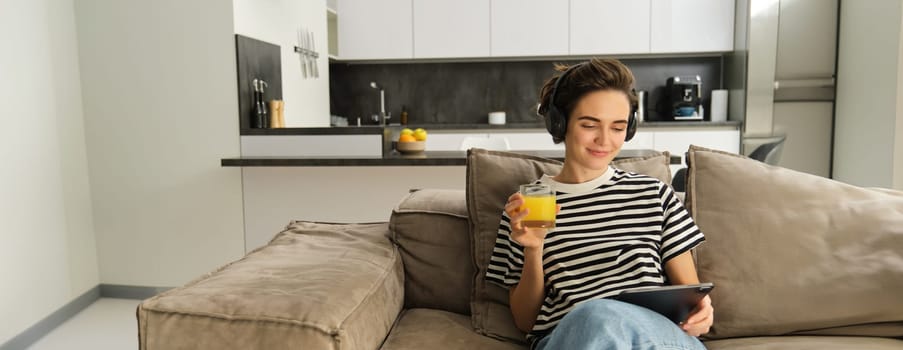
[704,336,903,350]
[685,145,903,339]
[138,221,403,350]
[380,309,527,350]
[391,189,472,315]
[466,148,673,343]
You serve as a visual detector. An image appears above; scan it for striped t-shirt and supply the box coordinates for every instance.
[485,167,705,345]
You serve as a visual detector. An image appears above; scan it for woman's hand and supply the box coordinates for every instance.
[504,192,560,249]
[682,295,713,337]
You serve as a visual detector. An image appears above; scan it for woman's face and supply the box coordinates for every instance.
[563,89,631,172]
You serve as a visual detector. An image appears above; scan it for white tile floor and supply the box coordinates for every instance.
[26,298,140,350]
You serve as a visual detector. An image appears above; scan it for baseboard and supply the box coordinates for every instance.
[100,284,172,300]
[0,284,173,350]
[0,285,100,350]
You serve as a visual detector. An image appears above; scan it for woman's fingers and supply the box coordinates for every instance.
[685,296,712,324]
[511,209,530,231]
[682,314,712,336]
[682,295,714,336]
[504,193,524,213]
[504,199,523,214]
[505,193,529,232]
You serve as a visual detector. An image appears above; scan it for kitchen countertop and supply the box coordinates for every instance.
[221,149,681,167]
[239,120,741,135]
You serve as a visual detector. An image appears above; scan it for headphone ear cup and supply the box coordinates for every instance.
[545,105,567,141]
[625,109,638,142]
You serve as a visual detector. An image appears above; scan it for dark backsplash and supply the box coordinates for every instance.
[329,57,723,126]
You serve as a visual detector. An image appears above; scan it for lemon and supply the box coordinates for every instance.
[400,128,414,136]
[413,128,427,141]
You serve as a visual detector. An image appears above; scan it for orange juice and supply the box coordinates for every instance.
[519,184,556,228]
[520,195,556,228]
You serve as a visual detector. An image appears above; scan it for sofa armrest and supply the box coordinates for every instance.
[138,222,403,350]
[391,189,473,315]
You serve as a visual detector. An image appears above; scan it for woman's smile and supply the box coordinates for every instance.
[587,148,610,158]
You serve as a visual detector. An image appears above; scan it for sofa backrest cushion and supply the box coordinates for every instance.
[390,189,472,316]
[685,145,903,339]
[466,148,672,343]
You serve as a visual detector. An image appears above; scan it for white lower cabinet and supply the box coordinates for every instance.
[622,131,655,151]
[425,133,490,151]
[241,135,384,157]
[426,129,740,163]
[427,132,565,151]
[651,128,741,175]
[490,132,562,151]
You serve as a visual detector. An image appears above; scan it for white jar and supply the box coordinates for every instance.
[488,111,506,125]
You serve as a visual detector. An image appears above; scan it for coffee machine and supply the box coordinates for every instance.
[664,75,703,121]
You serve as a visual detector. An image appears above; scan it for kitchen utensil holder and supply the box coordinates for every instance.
[293,46,320,59]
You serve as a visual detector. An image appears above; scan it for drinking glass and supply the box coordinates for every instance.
[519,184,556,228]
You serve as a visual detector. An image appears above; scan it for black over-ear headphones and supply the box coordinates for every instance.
[541,63,638,142]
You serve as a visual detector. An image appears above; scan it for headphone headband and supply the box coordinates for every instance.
[547,63,584,117]
[541,62,638,143]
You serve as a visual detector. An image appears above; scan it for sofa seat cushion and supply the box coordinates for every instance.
[704,336,903,350]
[685,145,903,339]
[466,149,674,343]
[380,309,527,350]
[138,221,403,350]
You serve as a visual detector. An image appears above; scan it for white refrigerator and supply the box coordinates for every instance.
[728,0,837,178]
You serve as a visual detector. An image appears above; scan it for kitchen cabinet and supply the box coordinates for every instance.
[489,132,563,151]
[650,0,735,53]
[241,135,384,157]
[570,0,651,55]
[337,0,413,60]
[448,128,739,175]
[491,0,569,57]
[426,132,492,151]
[652,128,740,173]
[423,128,740,164]
[413,0,490,59]
[621,131,656,151]
[335,0,735,60]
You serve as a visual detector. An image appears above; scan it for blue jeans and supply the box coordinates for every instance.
[534,299,706,350]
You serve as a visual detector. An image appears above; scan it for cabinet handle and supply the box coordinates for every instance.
[773,78,835,90]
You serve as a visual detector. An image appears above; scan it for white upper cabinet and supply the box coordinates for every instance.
[570,0,651,55]
[413,0,490,58]
[335,0,736,60]
[491,0,569,57]
[337,0,413,60]
[650,0,735,53]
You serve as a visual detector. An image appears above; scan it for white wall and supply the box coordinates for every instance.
[233,0,331,127]
[75,0,246,287]
[897,2,903,190]
[0,0,99,343]
[835,0,903,189]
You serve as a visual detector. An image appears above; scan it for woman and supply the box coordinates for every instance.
[485,58,713,349]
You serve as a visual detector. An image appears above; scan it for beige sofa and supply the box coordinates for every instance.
[138,147,903,349]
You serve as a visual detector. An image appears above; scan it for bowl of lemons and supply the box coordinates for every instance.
[397,128,427,154]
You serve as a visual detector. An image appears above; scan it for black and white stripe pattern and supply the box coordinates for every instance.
[485,168,705,345]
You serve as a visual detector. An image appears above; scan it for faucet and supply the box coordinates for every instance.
[370,81,390,125]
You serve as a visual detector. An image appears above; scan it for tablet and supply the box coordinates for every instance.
[611,283,714,324]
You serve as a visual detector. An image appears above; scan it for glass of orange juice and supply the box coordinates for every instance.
[519,184,556,228]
